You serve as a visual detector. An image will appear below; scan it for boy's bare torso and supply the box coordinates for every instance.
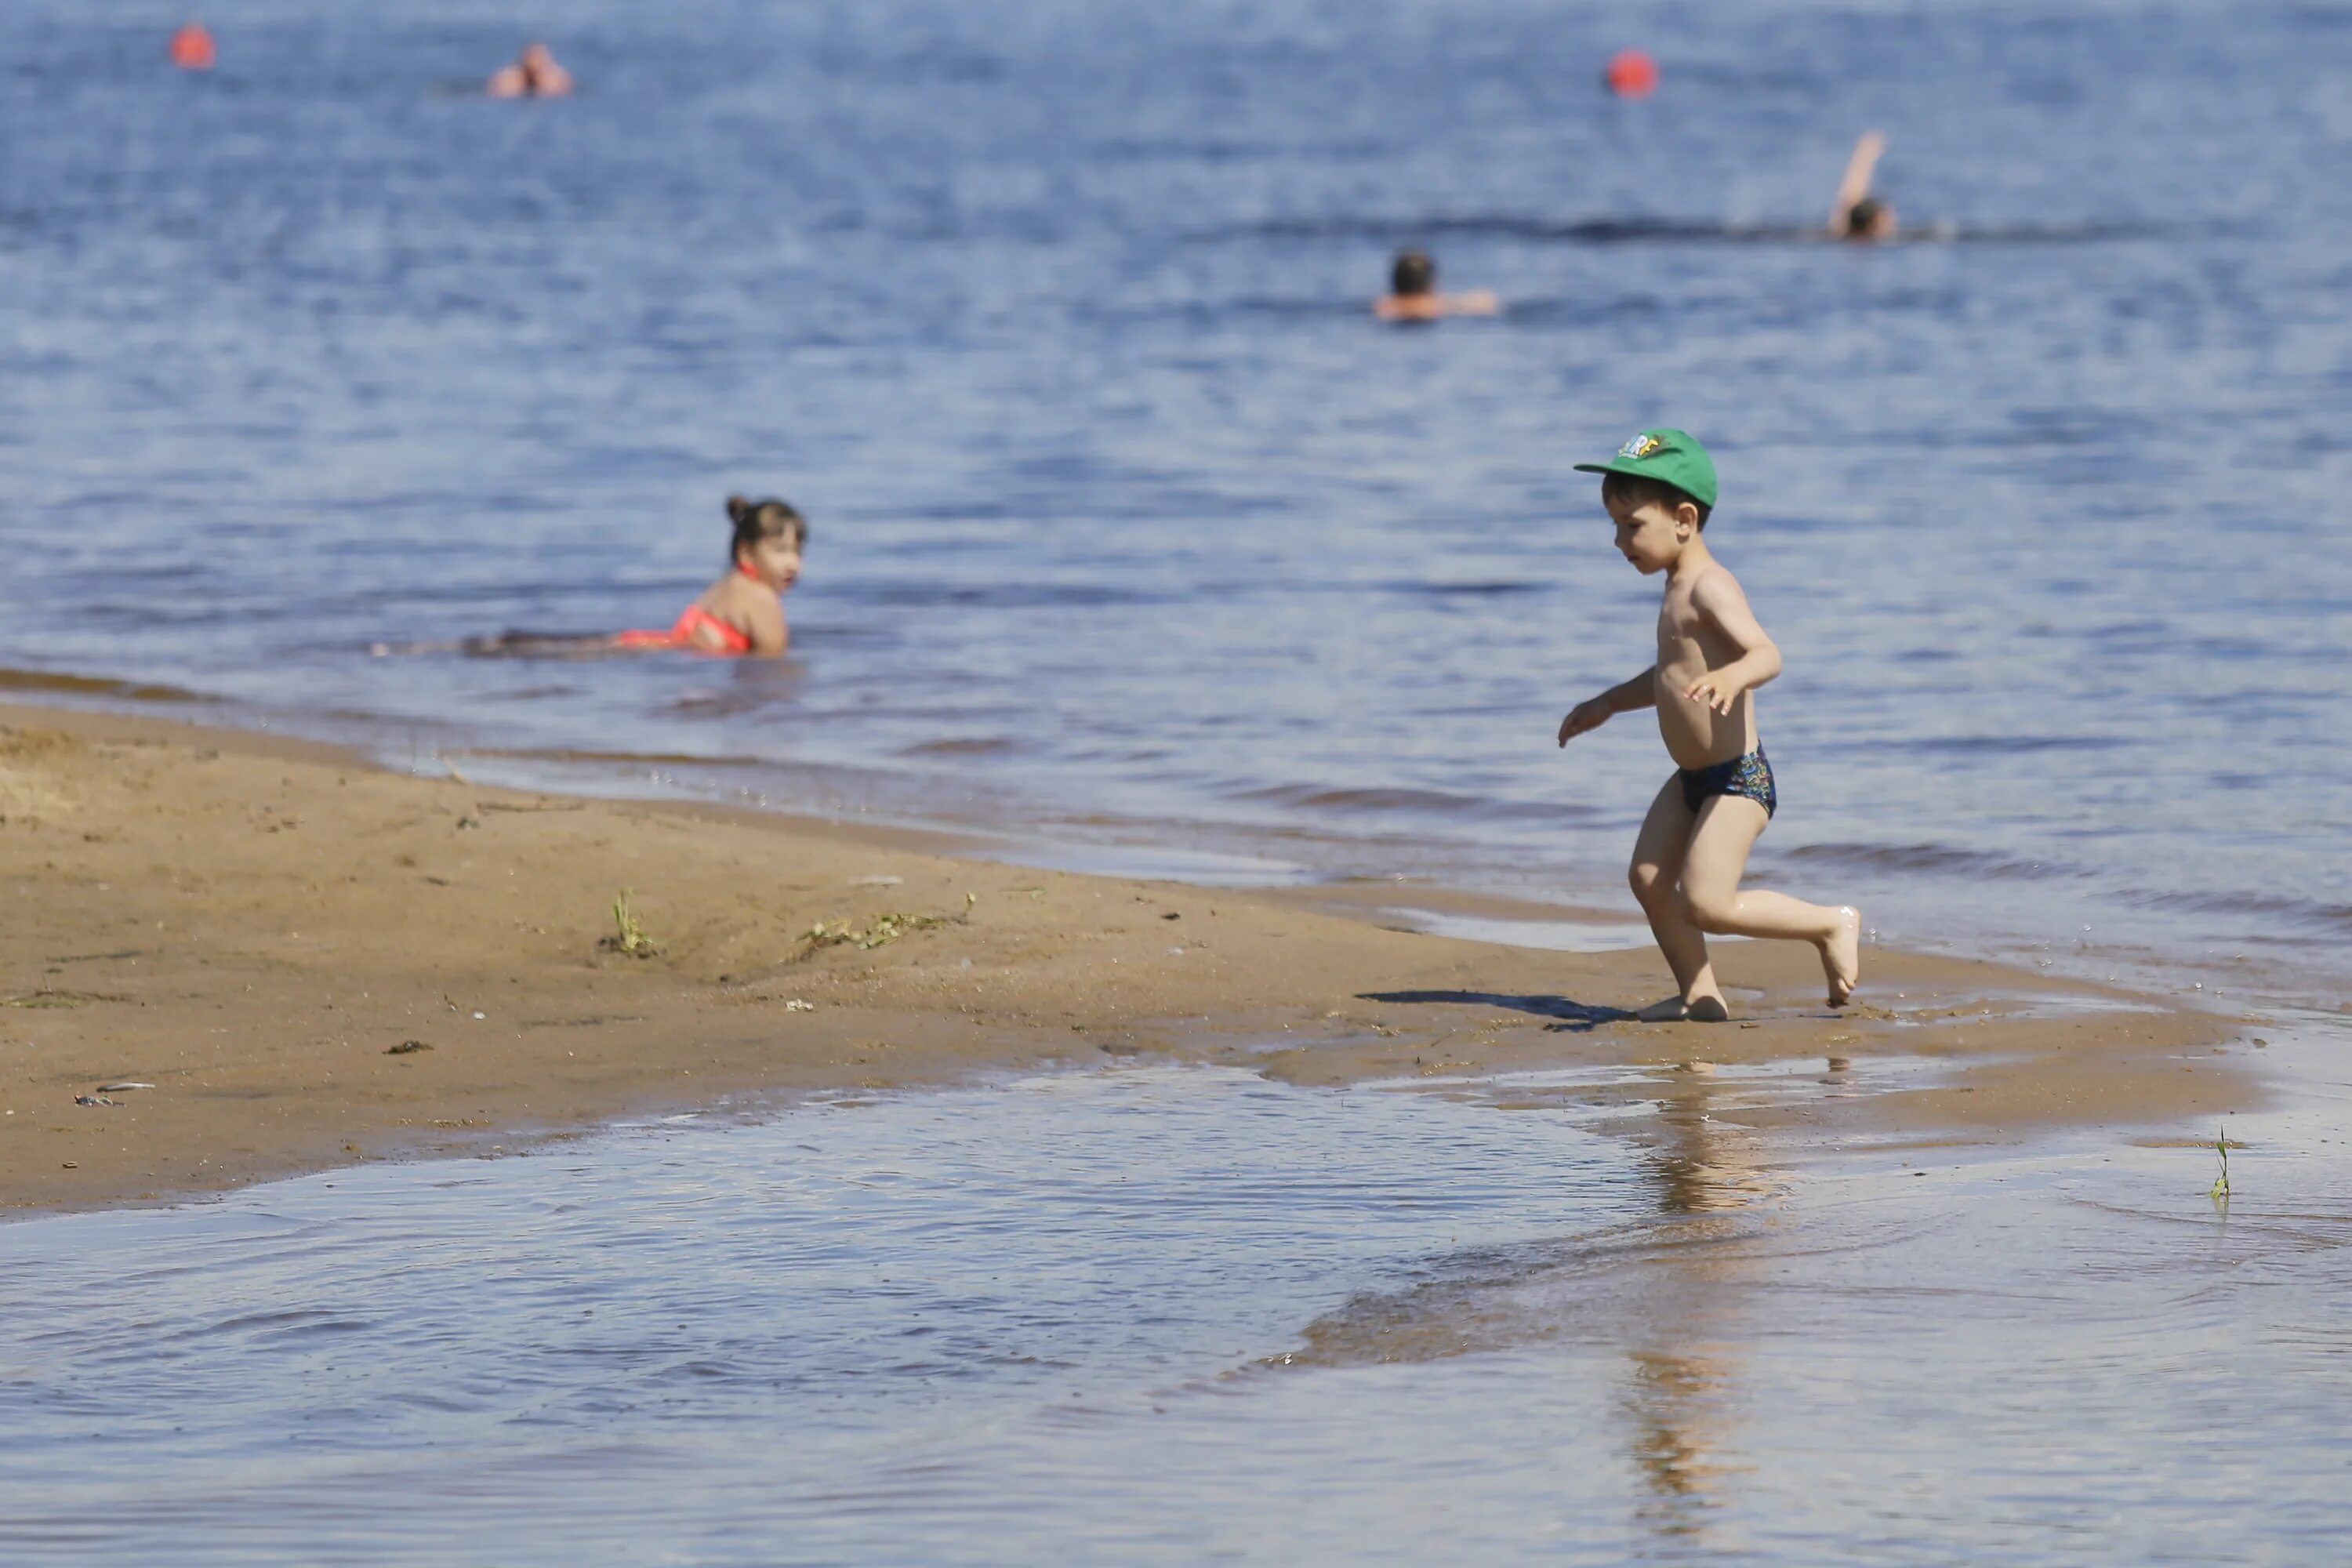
[1653,562,1759,771]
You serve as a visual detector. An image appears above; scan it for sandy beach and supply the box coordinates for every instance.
[0,702,2248,1214]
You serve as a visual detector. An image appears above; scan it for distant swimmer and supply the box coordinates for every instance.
[375,496,806,660]
[1830,131,1896,241]
[1374,250,1500,321]
[488,42,573,99]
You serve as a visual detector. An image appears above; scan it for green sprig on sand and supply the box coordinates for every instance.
[601,891,659,958]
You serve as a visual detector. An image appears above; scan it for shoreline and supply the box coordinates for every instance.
[0,700,2252,1216]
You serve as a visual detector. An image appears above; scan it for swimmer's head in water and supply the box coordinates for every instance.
[728,495,808,589]
[1842,197,1893,240]
[1390,250,1437,297]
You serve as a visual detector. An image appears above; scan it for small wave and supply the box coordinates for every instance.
[1780,840,2073,880]
[1244,785,1490,814]
[1387,579,1548,598]
[1239,782,1600,824]
[0,666,194,702]
[1236,295,1389,320]
[1196,215,2169,248]
[1093,135,1385,165]
[849,583,1176,612]
[902,737,1022,757]
[1485,295,1668,327]
[460,746,764,770]
[2123,887,2352,933]
[1907,734,2129,756]
[1203,214,1801,245]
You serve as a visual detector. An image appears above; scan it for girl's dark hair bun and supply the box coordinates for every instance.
[724,492,808,567]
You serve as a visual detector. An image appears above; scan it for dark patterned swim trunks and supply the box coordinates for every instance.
[1678,746,1776,818]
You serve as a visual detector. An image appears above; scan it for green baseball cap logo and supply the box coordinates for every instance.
[1573,426,1719,509]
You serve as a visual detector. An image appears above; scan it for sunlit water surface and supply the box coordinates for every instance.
[0,0,2347,997]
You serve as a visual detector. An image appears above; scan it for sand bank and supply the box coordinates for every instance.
[0,704,2249,1213]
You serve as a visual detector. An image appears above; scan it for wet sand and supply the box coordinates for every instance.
[0,704,2250,1214]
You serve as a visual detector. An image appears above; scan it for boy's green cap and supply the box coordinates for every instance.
[1573,428,1718,509]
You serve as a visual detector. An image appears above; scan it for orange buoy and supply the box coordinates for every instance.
[170,24,217,71]
[1605,49,1657,98]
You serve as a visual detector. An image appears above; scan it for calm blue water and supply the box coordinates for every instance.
[2,0,2347,994]
[5,1029,2350,1564]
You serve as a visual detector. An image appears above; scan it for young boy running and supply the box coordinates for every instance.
[1556,430,1860,1020]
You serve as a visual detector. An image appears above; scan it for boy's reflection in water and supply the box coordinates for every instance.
[1276,1055,1837,1551]
[1621,1060,1775,1547]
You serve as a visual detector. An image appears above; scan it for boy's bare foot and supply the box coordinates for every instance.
[1635,994,1731,1023]
[1822,906,1862,1007]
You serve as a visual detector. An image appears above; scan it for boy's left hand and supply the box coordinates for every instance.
[1684,672,1744,715]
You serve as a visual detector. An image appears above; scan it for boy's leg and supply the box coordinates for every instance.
[1628,776,1727,1020]
[1678,797,1861,1006]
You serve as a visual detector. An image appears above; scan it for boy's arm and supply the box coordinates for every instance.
[1557,666,1657,746]
[1684,572,1780,714]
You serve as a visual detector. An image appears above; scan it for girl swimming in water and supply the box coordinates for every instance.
[612,495,805,657]
[372,495,807,660]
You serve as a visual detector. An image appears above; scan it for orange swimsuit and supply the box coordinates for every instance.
[615,568,760,655]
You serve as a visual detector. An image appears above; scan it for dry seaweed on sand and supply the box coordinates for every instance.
[2,989,115,1009]
[804,893,976,953]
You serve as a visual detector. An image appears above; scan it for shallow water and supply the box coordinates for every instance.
[0,0,2347,997]
[5,1018,2349,1564]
